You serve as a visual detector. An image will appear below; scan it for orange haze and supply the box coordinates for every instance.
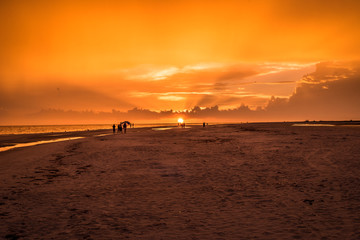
[1,0,360,124]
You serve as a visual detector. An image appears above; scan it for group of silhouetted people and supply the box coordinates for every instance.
[112,122,131,134]
[178,122,186,128]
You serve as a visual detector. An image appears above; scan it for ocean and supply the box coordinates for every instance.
[0,123,194,135]
[1,122,357,135]
[0,123,206,152]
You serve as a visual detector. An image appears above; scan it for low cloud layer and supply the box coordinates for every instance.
[266,61,360,120]
[1,61,359,124]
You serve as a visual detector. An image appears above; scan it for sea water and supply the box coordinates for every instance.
[0,123,199,152]
[0,137,85,153]
[0,123,190,135]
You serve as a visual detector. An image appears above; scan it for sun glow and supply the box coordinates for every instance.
[178,118,184,124]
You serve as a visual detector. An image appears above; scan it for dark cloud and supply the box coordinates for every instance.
[264,61,360,120]
[1,61,359,124]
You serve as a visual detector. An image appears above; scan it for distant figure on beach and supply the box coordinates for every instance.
[203,122,205,127]
[112,124,116,133]
[118,123,122,133]
[123,122,127,133]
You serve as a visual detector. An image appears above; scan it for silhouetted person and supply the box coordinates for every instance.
[203,122,205,127]
[118,124,122,133]
[112,124,116,133]
[123,122,127,133]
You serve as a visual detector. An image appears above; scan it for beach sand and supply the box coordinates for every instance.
[1,123,360,239]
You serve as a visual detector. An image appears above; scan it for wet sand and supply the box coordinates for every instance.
[0,129,111,148]
[1,123,360,239]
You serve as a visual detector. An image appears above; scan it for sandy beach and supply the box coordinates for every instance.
[1,123,360,239]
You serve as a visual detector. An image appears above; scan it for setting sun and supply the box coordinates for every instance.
[178,118,184,124]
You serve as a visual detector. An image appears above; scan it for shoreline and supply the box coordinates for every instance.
[1,121,360,152]
[0,129,111,148]
[0,124,179,148]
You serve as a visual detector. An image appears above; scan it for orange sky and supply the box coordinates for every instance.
[1,0,360,123]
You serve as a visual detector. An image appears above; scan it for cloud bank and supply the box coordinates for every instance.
[1,61,359,124]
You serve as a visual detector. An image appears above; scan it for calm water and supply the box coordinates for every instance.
[0,137,85,152]
[0,123,203,152]
[0,123,189,135]
[2,122,356,135]
[292,123,336,127]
